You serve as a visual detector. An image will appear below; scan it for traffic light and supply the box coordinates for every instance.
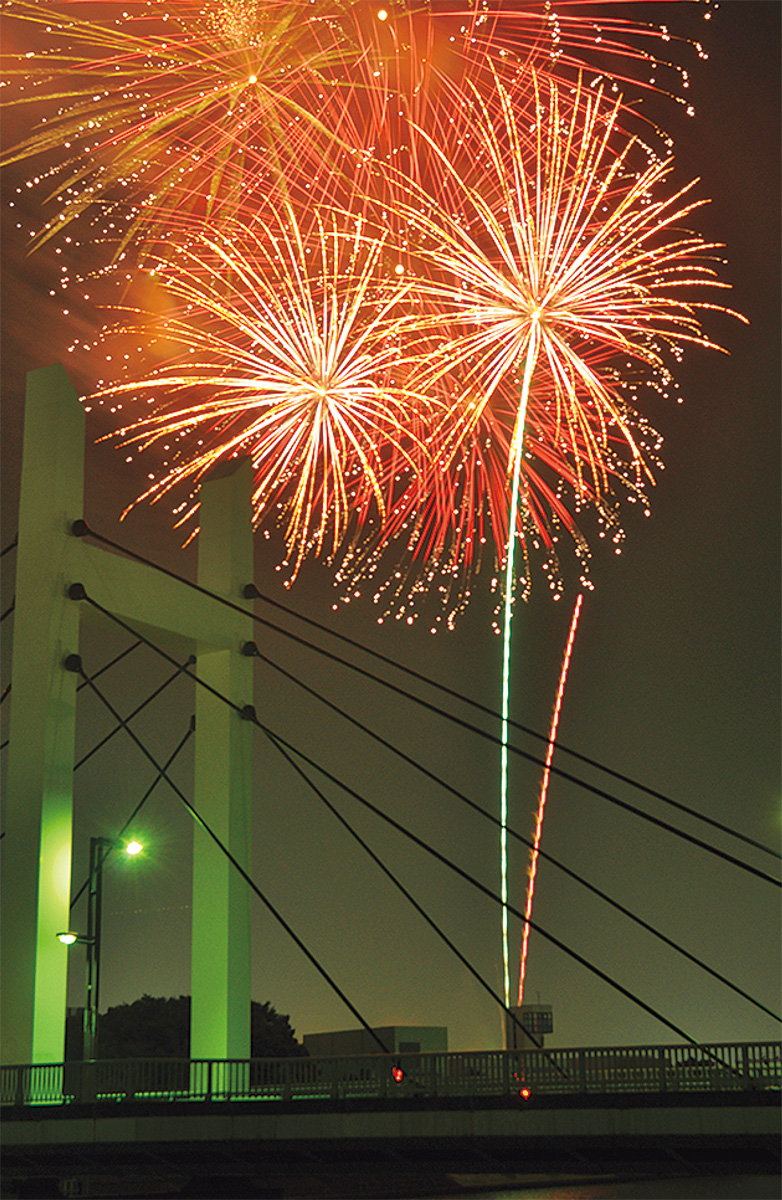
[392,1064,405,1083]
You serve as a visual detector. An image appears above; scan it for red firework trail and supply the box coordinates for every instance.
[518,590,584,1006]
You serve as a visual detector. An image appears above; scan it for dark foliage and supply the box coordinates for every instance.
[251,998,307,1059]
[88,994,306,1059]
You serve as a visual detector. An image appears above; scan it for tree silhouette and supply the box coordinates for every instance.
[67,995,307,1059]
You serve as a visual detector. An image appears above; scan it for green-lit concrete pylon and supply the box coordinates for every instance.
[1,364,255,1066]
[1,367,84,1067]
[192,462,254,1061]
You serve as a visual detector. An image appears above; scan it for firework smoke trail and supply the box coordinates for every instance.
[518,591,583,1007]
[499,329,539,1004]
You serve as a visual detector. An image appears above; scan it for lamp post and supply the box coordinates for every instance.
[57,837,143,1061]
[83,836,108,1061]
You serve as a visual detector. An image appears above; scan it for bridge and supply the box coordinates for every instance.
[2,371,780,1199]
[3,1041,780,1197]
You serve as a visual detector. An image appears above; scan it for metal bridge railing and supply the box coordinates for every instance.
[2,1040,779,1108]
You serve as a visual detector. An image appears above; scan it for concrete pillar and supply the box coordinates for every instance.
[1,365,84,1065]
[2,364,257,1068]
[191,460,255,1060]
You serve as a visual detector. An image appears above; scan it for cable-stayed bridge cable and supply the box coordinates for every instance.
[262,727,707,1047]
[66,651,390,1055]
[69,585,764,1048]
[243,642,781,1024]
[74,653,195,770]
[70,522,781,865]
[70,716,196,910]
[70,581,778,888]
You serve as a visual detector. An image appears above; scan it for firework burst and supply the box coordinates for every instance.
[90,204,436,577]
[376,68,744,1004]
[340,60,735,630]
[395,71,739,481]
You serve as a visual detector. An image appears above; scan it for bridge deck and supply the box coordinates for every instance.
[4,1046,779,1200]
[4,1090,780,1200]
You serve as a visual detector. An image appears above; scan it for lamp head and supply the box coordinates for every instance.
[56,930,94,946]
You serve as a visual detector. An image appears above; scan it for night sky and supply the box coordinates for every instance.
[1,1,779,1055]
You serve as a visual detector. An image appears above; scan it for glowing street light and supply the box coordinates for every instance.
[56,931,93,946]
[56,836,144,1059]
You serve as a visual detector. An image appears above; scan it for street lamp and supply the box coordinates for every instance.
[56,837,144,1060]
[56,931,89,946]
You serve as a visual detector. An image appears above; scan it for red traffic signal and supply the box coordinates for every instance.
[392,1065,405,1083]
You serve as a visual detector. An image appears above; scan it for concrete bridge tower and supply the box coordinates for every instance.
[1,364,256,1067]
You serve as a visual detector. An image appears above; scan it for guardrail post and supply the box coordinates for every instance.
[81,1062,97,1104]
[658,1047,667,1093]
[236,1060,249,1098]
[578,1049,586,1093]
[430,1053,439,1098]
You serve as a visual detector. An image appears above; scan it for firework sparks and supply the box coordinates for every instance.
[0,0,364,252]
[1,1,706,259]
[302,0,708,234]
[439,0,711,108]
[343,355,662,632]
[90,205,435,576]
